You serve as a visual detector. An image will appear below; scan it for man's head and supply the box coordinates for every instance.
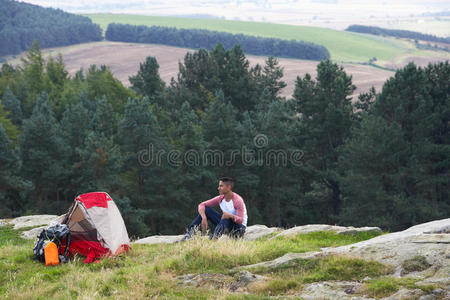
[218,177,234,194]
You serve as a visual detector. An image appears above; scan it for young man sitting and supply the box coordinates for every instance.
[179,177,248,242]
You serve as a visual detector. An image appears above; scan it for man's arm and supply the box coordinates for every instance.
[198,195,222,215]
[231,197,245,224]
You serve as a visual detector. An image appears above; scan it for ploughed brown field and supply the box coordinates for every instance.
[7,41,446,99]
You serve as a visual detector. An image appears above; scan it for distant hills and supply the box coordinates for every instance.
[105,23,330,61]
[85,13,414,64]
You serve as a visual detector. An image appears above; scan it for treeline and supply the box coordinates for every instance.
[346,24,450,44]
[105,23,330,60]
[0,41,448,237]
[0,0,102,56]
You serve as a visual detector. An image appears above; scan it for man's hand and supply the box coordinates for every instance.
[221,212,234,220]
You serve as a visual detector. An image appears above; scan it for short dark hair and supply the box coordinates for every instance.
[219,177,234,188]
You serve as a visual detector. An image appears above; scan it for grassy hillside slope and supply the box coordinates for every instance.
[2,224,440,299]
[84,13,414,63]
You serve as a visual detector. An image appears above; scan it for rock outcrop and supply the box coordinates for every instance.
[3,215,59,229]
[176,270,268,292]
[235,218,449,299]
[299,281,365,300]
[321,218,450,284]
[133,234,185,245]
[242,224,281,241]
[0,215,60,239]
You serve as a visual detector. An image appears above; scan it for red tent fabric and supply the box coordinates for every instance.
[76,192,112,209]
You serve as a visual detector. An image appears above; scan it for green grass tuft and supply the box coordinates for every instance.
[401,255,431,274]
[363,276,439,298]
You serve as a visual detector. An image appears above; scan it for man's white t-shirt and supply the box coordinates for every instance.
[220,198,248,227]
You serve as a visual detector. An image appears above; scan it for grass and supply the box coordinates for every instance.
[247,255,393,296]
[157,230,382,275]
[362,276,438,298]
[83,13,416,63]
[401,255,432,274]
[0,224,435,299]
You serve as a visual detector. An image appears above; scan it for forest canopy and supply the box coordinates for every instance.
[105,23,330,60]
[0,0,102,56]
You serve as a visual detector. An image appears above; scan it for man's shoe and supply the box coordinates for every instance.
[175,233,191,243]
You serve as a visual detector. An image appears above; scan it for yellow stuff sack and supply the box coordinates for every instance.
[44,242,59,266]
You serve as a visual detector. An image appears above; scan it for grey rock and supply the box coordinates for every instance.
[243,225,280,241]
[299,281,365,300]
[133,235,185,244]
[272,224,382,238]
[0,215,59,229]
[0,219,10,226]
[235,219,450,287]
[21,226,46,239]
[0,215,64,240]
[382,288,424,300]
[431,288,445,295]
[236,251,323,270]
[322,218,450,284]
[424,225,450,234]
[418,295,437,300]
[176,273,230,289]
[229,270,268,292]
[177,271,268,293]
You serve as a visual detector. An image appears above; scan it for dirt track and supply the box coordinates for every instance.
[8,41,445,99]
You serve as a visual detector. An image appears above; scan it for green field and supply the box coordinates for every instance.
[84,13,418,64]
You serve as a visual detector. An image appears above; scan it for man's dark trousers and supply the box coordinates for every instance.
[186,206,246,239]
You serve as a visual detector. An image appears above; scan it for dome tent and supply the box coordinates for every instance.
[57,192,130,263]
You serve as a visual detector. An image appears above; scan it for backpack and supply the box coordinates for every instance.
[33,223,71,264]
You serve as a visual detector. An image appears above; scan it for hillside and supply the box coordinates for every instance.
[0,0,102,56]
[3,41,397,99]
[84,13,446,65]
[1,216,448,299]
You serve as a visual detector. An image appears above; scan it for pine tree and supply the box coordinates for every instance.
[1,87,23,125]
[45,53,69,118]
[338,62,450,230]
[20,40,46,116]
[220,45,256,112]
[85,64,134,114]
[0,123,31,217]
[169,101,212,232]
[76,131,123,193]
[202,90,243,176]
[60,101,92,199]
[338,115,410,229]
[251,88,297,226]
[255,56,287,100]
[20,92,69,210]
[129,56,165,104]
[0,103,20,145]
[91,95,118,138]
[117,97,172,235]
[118,97,160,198]
[175,48,220,112]
[292,60,356,221]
